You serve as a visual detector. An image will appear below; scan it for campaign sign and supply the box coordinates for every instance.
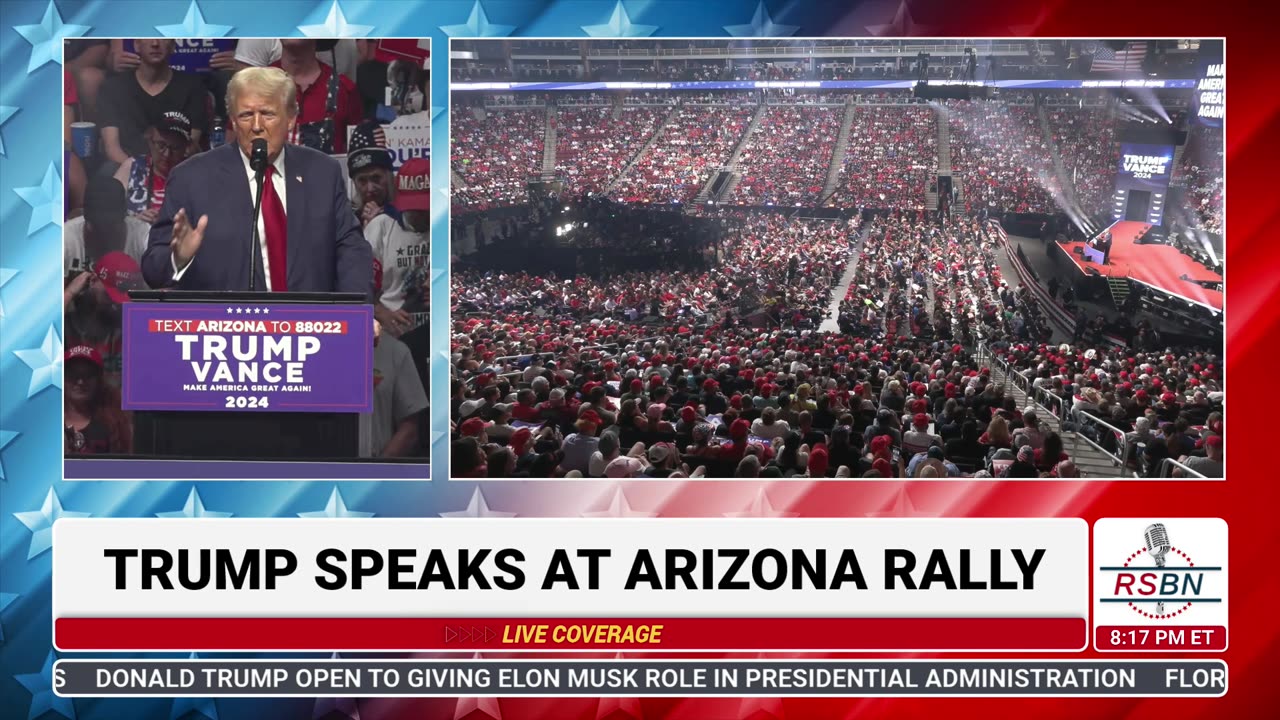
[121,302,373,413]
[124,39,236,73]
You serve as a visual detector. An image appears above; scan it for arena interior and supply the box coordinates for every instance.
[449,39,1224,479]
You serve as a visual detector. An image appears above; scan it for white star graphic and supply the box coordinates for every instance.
[15,650,76,720]
[0,106,19,156]
[14,163,63,235]
[582,487,655,518]
[0,267,16,319]
[440,0,516,37]
[724,1,799,37]
[453,654,501,719]
[156,0,233,37]
[169,653,218,720]
[263,308,270,315]
[14,325,63,397]
[582,1,658,38]
[298,0,374,38]
[724,488,797,518]
[864,487,937,517]
[865,0,938,36]
[157,487,232,519]
[312,652,359,719]
[299,487,374,518]
[13,0,90,73]
[225,307,232,314]
[236,307,243,314]
[14,488,91,559]
[441,488,516,518]
[0,429,17,481]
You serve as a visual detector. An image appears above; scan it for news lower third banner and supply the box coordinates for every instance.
[120,301,374,414]
[54,660,1227,698]
[53,517,1089,652]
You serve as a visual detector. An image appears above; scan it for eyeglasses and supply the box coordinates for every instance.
[150,137,185,154]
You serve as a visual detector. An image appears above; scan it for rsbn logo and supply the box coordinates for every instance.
[1099,522,1222,620]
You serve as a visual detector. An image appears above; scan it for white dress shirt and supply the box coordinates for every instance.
[172,147,288,289]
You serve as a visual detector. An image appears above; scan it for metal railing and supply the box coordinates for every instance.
[1159,457,1210,479]
[979,343,1138,477]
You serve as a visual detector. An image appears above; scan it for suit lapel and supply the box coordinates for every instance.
[284,146,305,289]
[219,145,259,289]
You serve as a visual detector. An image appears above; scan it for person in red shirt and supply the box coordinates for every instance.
[274,39,363,154]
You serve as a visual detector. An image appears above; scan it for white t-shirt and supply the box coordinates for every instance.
[234,39,359,83]
[64,216,150,273]
[364,214,429,330]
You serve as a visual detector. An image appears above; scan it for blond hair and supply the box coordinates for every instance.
[226,67,298,118]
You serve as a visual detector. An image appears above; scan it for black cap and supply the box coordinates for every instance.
[154,111,192,141]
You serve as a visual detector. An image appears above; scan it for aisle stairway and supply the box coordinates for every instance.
[935,104,952,174]
[696,102,768,203]
[982,353,1131,478]
[820,98,857,200]
[541,105,557,181]
[603,104,680,195]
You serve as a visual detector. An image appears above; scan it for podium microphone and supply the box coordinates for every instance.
[247,138,269,291]
[1143,523,1171,614]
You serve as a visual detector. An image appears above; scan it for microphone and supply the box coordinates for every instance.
[1143,523,1171,614]
[247,139,269,291]
[250,138,269,175]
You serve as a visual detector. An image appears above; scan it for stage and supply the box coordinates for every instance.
[1058,221,1223,310]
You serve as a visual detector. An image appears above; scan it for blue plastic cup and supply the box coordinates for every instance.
[70,122,96,158]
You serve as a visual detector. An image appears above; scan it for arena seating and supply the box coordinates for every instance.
[947,101,1061,214]
[607,104,753,204]
[734,105,841,205]
[555,105,667,196]
[451,106,545,211]
[832,106,936,210]
[1172,124,1224,235]
[1046,109,1120,217]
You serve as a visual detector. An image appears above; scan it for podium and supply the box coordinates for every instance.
[123,291,374,459]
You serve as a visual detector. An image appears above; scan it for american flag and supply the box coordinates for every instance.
[1091,41,1148,72]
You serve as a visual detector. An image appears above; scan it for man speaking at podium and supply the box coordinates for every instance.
[142,67,372,297]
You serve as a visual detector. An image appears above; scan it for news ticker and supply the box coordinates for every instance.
[53,660,1227,698]
[50,517,1226,653]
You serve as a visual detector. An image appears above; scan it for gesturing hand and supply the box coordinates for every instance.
[171,208,208,271]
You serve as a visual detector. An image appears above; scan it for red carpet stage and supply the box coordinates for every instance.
[1058,220,1223,310]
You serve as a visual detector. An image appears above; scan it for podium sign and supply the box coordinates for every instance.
[122,302,374,414]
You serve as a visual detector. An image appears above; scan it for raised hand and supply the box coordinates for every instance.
[171,208,208,270]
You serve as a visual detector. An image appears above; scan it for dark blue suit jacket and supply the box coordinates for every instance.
[142,142,373,299]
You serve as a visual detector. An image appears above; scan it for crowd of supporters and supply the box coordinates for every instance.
[554,105,667,196]
[734,106,840,205]
[999,342,1223,477]
[1172,124,1224,235]
[1047,108,1120,217]
[832,107,936,210]
[607,105,754,204]
[947,101,1061,213]
[451,106,544,211]
[452,204,1222,479]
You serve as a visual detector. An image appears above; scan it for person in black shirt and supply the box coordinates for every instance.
[100,39,208,168]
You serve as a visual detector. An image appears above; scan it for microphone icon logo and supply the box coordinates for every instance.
[1143,523,1171,614]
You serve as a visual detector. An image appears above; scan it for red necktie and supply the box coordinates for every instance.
[261,164,288,291]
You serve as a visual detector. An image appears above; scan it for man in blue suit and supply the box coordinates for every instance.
[142,67,372,298]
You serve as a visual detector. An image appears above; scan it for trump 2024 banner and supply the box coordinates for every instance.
[121,302,374,414]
